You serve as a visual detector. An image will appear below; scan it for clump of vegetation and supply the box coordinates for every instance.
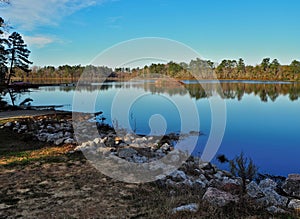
[217,152,258,193]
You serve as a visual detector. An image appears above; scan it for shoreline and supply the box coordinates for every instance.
[0,113,300,217]
[0,109,297,178]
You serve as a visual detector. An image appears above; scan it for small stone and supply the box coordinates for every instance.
[199,174,207,181]
[182,179,194,187]
[161,143,171,152]
[38,180,49,186]
[46,125,55,133]
[169,170,187,182]
[4,122,13,127]
[64,138,75,144]
[194,180,206,189]
[37,133,47,142]
[93,138,101,144]
[134,137,147,144]
[117,148,137,159]
[266,206,286,214]
[214,171,223,180]
[132,154,147,163]
[172,203,198,213]
[20,125,27,131]
[17,188,30,194]
[64,131,72,138]
[55,138,65,145]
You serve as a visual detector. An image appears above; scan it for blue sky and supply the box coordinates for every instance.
[1,0,300,67]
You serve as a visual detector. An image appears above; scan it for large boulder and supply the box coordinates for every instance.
[202,187,239,207]
[282,174,300,199]
[259,178,277,190]
[257,188,288,207]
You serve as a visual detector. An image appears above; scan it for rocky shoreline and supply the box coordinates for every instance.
[1,114,300,215]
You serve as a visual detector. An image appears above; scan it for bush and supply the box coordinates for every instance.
[217,152,258,193]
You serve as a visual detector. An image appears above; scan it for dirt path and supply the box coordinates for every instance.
[0,110,69,120]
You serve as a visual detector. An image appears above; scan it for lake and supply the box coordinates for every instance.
[4,80,300,176]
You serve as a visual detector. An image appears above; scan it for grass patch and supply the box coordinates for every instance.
[0,144,75,167]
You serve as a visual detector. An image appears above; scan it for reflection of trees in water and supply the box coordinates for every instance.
[184,82,300,102]
[71,81,300,102]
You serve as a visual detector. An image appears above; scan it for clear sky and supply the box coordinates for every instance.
[1,0,300,67]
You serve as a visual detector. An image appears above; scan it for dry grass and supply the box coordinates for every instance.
[0,144,75,166]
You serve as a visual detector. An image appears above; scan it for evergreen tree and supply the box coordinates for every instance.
[7,32,32,84]
[0,17,8,85]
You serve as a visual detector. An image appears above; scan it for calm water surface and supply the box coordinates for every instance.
[5,81,300,176]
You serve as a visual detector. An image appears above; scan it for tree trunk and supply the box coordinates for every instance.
[7,49,15,85]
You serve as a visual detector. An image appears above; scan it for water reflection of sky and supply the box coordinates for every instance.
[4,82,300,176]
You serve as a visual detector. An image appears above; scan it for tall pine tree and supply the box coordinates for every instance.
[7,32,32,85]
[0,17,8,85]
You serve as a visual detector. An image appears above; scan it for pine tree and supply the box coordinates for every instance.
[7,32,32,85]
[0,17,8,85]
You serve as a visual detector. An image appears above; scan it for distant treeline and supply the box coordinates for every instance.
[14,58,300,82]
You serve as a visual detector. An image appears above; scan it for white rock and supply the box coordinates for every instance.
[214,171,223,179]
[259,178,277,190]
[93,138,101,144]
[134,137,147,144]
[55,138,65,146]
[132,154,148,163]
[247,181,264,199]
[4,122,13,127]
[288,199,300,210]
[172,203,198,213]
[161,143,171,151]
[147,136,154,141]
[169,170,187,182]
[64,138,75,144]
